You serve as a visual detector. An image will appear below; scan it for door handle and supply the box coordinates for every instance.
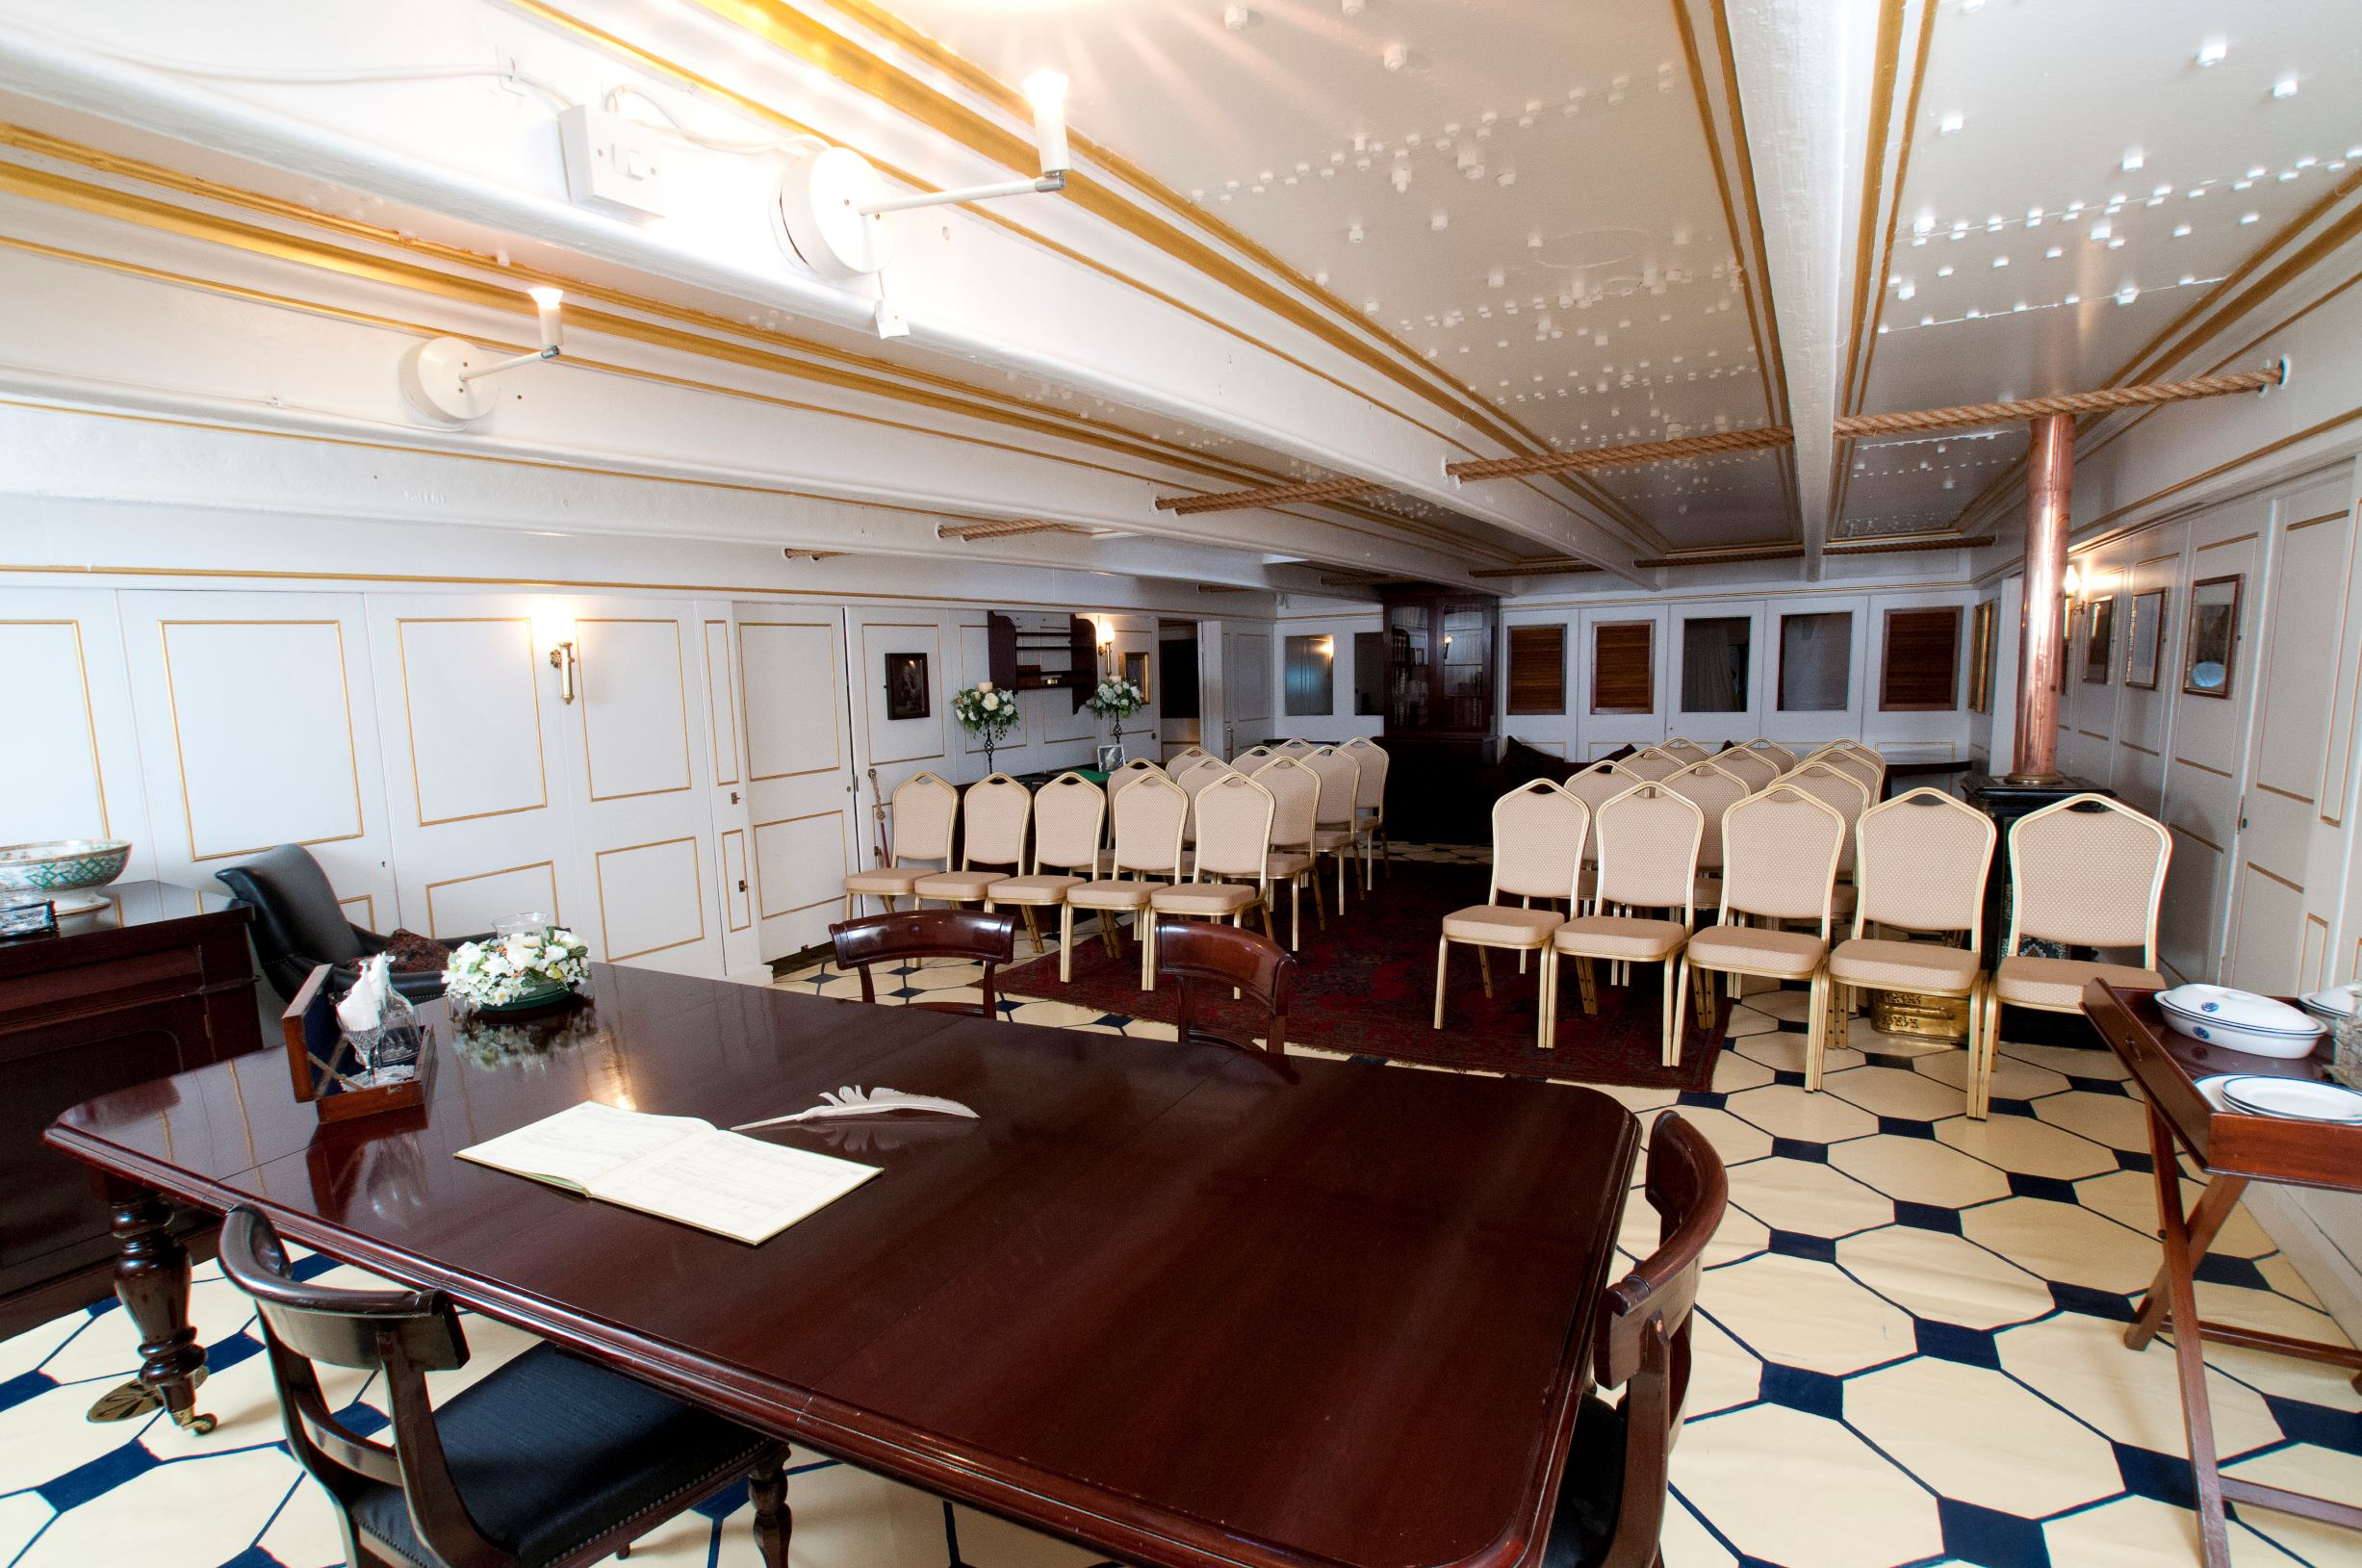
[730,790,740,805]
[737,879,749,893]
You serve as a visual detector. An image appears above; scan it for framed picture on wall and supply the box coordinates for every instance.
[884,651,931,720]
[2082,598,2116,684]
[2182,575,2242,698]
[1967,599,1997,714]
[1121,649,1152,703]
[2124,588,2167,690]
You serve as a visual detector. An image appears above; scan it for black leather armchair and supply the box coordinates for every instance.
[216,845,480,1004]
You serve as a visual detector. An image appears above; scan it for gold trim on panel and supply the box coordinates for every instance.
[1,618,111,836]
[2328,502,2362,831]
[576,618,696,802]
[738,620,846,782]
[2172,757,2235,780]
[2245,862,2304,895]
[751,810,851,922]
[720,827,752,932]
[2119,740,2162,757]
[2302,913,2329,990]
[396,617,550,827]
[158,618,367,862]
[423,860,560,940]
[2172,824,2223,854]
[2197,532,2261,553]
[2253,782,2314,807]
[703,619,740,787]
[338,892,376,932]
[593,835,709,963]
[1838,0,1910,424]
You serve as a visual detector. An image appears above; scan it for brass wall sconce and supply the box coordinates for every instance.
[549,639,577,704]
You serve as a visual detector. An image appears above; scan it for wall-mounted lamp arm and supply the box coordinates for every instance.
[857,170,1065,218]
[458,343,561,382]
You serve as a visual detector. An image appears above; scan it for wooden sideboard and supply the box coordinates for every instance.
[0,882,261,1335]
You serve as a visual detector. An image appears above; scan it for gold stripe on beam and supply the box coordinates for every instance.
[1156,476,1392,514]
[1630,533,1992,570]
[1448,425,1796,481]
[1467,559,1608,578]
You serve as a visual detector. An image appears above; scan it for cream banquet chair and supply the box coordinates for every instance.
[1542,782,1704,1063]
[842,771,958,919]
[987,772,1106,962]
[1780,761,1873,911]
[1711,746,1781,793]
[1172,757,1233,851]
[1232,744,1279,768]
[1275,738,1316,757]
[912,774,1031,911]
[1168,744,1214,768]
[1825,789,1997,1107]
[1560,761,1642,912]
[1063,769,1188,988]
[1249,755,1323,947]
[1434,781,1588,1030]
[1977,794,2171,1115]
[1740,738,1798,772]
[1147,773,1277,990]
[1303,746,1363,910]
[1622,748,1684,783]
[1815,745,1885,801]
[1660,737,1712,764]
[1677,784,1847,1067]
[1111,757,1164,786]
[1666,759,1750,915]
[1341,735,1392,887]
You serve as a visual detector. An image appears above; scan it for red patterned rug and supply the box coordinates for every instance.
[1000,862,1726,1091]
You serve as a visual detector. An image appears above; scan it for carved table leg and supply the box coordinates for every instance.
[84,1178,213,1433]
[750,1446,793,1568]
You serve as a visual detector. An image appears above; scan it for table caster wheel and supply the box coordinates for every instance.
[173,1410,218,1435]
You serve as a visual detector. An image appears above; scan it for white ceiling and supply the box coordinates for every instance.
[848,0,1790,552]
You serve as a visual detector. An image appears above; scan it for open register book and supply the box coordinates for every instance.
[457,1100,881,1244]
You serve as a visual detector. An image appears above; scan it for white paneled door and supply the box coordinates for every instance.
[1222,627,1272,755]
[735,606,858,961]
[554,604,725,976]
[363,598,580,946]
[117,590,397,927]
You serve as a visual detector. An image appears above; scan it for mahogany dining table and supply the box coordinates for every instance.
[45,964,1640,1568]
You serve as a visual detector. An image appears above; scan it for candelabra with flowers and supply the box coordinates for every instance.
[1086,673,1146,765]
[951,680,1020,773]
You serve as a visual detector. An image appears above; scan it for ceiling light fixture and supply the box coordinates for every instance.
[398,286,565,425]
[2272,74,2298,98]
[2196,36,2227,66]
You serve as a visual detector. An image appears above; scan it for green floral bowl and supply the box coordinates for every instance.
[0,839,133,892]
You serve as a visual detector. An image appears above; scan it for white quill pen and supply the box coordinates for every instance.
[732,1086,977,1131]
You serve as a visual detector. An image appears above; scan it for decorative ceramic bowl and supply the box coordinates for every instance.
[2299,984,2361,1025]
[2157,984,2325,1060]
[0,839,132,892]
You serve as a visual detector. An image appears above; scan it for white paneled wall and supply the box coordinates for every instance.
[1268,609,1385,744]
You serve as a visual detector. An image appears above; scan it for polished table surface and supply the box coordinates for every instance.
[49,964,1640,1568]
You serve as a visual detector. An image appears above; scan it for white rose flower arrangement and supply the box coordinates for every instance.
[951,680,1021,768]
[443,926,591,1010]
[1085,676,1145,721]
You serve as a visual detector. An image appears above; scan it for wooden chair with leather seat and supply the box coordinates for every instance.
[1435,780,1587,1029]
[1974,794,2171,1114]
[1541,783,1704,1063]
[1536,1112,1728,1568]
[1825,789,1996,1108]
[218,844,486,1004]
[1155,919,1297,1055]
[218,1205,789,1568]
[1677,784,1847,1068]
[840,771,958,920]
[828,909,1016,1017]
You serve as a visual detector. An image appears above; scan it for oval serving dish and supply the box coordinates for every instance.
[2156,984,2325,1060]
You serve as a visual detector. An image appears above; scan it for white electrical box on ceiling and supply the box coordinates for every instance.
[557,104,668,220]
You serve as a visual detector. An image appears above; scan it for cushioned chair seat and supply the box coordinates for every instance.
[1991,956,2164,1011]
[1552,916,1689,962]
[1313,827,1356,851]
[1829,938,1980,993]
[843,867,925,895]
[987,874,1084,903]
[1540,1394,1626,1568]
[1441,905,1565,944]
[351,1345,768,1568]
[1066,879,1158,910]
[911,870,1002,901]
[1684,925,1827,978]
[1150,883,1259,916]
[1265,851,1313,878]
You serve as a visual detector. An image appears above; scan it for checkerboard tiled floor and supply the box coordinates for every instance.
[4,850,2356,1568]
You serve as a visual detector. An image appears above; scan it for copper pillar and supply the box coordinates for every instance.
[2007,413,2073,784]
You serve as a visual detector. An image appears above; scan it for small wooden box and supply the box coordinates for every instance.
[281,964,434,1122]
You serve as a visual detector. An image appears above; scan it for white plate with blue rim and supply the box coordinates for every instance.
[2299,984,2360,1026]
[2156,984,2325,1059]
[2212,1074,2362,1123]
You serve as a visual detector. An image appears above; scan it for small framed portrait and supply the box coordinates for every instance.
[2124,588,2167,690]
[2181,575,2243,698]
[884,652,931,721]
[1093,742,1126,772]
[1967,599,1998,714]
[2082,598,2116,684]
